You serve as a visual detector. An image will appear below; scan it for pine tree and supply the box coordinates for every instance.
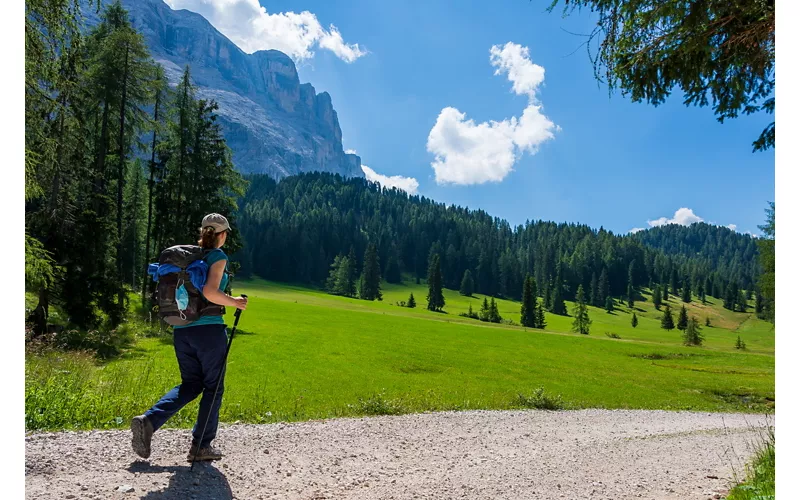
[735,335,746,350]
[489,297,502,323]
[682,316,703,346]
[681,278,692,303]
[479,297,490,322]
[670,269,679,296]
[755,291,764,315]
[359,242,382,301]
[550,263,567,315]
[652,285,662,310]
[677,305,689,331]
[426,253,445,312]
[724,281,738,311]
[737,290,748,313]
[571,284,591,335]
[661,305,675,330]
[605,295,614,313]
[627,283,635,308]
[460,269,474,296]
[407,293,416,308]
[598,268,610,307]
[589,272,599,307]
[699,282,706,304]
[631,312,638,328]
[535,299,547,329]
[663,283,669,302]
[520,275,537,327]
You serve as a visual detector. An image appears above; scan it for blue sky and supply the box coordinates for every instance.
[166,0,775,236]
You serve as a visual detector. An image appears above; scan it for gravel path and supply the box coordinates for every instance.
[25,409,772,500]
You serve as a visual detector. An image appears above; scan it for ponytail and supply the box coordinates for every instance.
[198,226,217,249]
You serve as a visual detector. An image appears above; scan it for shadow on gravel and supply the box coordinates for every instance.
[128,461,232,499]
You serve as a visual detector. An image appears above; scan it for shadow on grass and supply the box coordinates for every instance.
[128,461,232,499]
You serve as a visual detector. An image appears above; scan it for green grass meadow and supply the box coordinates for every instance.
[25,279,775,432]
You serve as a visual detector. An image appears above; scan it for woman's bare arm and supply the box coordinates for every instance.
[202,259,247,310]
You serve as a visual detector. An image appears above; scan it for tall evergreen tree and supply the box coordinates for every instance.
[460,269,475,296]
[631,312,638,328]
[520,275,537,328]
[627,284,635,308]
[677,305,689,331]
[736,289,748,313]
[550,263,567,315]
[359,242,382,301]
[535,299,547,329]
[663,283,670,302]
[605,295,614,313]
[407,293,416,308]
[571,285,591,335]
[479,297,490,322]
[681,278,692,303]
[755,291,764,315]
[489,297,502,323]
[661,305,675,331]
[756,202,774,321]
[426,253,445,311]
[724,281,738,311]
[597,267,610,307]
[652,284,662,310]
[589,271,599,307]
[346,246,358,297]
[683,316,703,346]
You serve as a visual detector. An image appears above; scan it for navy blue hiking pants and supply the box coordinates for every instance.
[144,323,228,448]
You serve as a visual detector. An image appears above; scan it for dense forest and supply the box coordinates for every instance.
[235,173,761,306]
[25,0,244,334]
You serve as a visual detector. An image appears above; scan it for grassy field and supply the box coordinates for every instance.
[25,279,774,432]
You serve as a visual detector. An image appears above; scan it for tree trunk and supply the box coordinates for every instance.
[116,43,130,310]
[142,86,160,302]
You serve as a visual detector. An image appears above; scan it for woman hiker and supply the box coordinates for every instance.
[130,213,248,462]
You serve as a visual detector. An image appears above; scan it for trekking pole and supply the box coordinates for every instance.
[191,294,247,471]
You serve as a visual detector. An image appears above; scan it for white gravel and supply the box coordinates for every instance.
[25,409,772,500]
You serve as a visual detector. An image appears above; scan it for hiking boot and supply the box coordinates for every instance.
[130,415,154,459]
[187,444,223,462]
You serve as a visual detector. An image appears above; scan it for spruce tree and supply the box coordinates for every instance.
[631,312,638,328]
[681,278,692,303]
[489,297,502,323]
[652,285,662,310]
[598,268,610,307]
[735,335,746,350]
[346,246,358,297]
[520,275,536,327]
[699,283,706,304]
[605,295,614,313]
[426,253,445,311]
[460,269,474,296]
[662,283,669,302]
[670,269,679,296]
[627,283,635,308]
[677,305,689,331]
[737,290,748,313]
[724,281,738,310]
[755,291,764,314]
[589,272,599,307]
[571,284,591,335]
[661,305,675,330]
[550,263,567,315]
[682,316,703,346]
[407,293,416,308]
[479,297,490,322]
[535,299,547,329]
[359,242,382,301]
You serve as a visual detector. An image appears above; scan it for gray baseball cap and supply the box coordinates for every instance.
[201,213,231,233]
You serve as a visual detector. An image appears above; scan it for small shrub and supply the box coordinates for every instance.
[395,300,406,307]
[514,387,565,410]
[735,335,747,350]
[352,391,406,416]
[604,332,621,339]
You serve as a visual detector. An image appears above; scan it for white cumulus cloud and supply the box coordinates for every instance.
[362,165,419,195]
[164,0,367,63]
[629,227,646,234]
[427,42,558,185]
[647,207,704,227]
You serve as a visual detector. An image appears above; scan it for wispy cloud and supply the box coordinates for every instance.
[426,42,558,185]
[164,0,367,63]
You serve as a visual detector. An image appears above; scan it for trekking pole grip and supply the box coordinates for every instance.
[234,294,247,321]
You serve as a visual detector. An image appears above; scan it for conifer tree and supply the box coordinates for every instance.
[359,242,382,301]
[631,312,638,328]
[735,335,746,350]
[479,297,490,322]
[627,283,635,308]
[598,268,610,307]
[737,290,748,313]
[535,299,547,329]
[652,285,662,310]
[489,297,502,323]
[520,275,537,327]
[407,293,416,308]
[681,278,692,303]
[755,291,764,315]
[571,284,591,335]
[661,305,675,330]
[677,305,689,331]
[682,316,703,346]
[699,282,706,304]
[460,269,474,296]
[705,316,711,327]
[663,283,669,302]
[426,253,445,311]
[605,295,614,313]
[589,272,599,307]
[550,263,567,315]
